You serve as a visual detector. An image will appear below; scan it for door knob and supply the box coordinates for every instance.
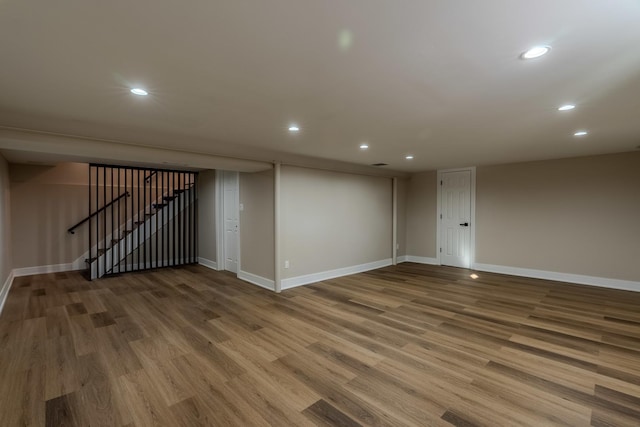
[460,222,469,227]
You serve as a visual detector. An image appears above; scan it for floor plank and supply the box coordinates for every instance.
[1,263,639,426]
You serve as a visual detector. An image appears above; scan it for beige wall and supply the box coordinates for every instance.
[11,163,89,268]
[476,152,640,281]
[403,152,640,282]
[0,154,12,286]
[197,170,217,263]
[405,170,438,258]
[280,166,392,279]
[240,169,275,280]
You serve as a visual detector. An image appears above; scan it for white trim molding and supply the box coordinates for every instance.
[214,170,225,270]
[474,263,640,293]
[400,255,439,265]
[274,162,282,293]
[13,263,77,277]
[238,270,275,291]
[392,177,398,266]
[281,259,392,290]
[198,257,219,271]
[0,270,15,315]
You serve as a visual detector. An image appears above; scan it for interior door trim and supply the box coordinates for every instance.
[436,167,476,268]
[215,170,224,270]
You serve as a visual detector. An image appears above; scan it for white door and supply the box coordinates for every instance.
[223,171,239,273]
[440,170,472,268]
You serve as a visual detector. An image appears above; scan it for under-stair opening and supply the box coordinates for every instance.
[81,164,198,280]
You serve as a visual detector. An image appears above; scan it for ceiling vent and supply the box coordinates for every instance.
[371,163,388,167]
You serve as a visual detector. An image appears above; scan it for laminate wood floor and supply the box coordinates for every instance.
[1,263,639,426]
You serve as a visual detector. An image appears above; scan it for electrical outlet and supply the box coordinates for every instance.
[396,243,400,250]
[284,260,290,269]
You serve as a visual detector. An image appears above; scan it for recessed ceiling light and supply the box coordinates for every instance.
[520,45,551,60]
[405,155,414,160]
[359,143,369,150]
[574,130,588,137]
[288,125,300,132]
[130,88,148,96]
[558,104,575,111]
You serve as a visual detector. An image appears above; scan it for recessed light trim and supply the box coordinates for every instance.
[288,125,300,132]
[359,143,369,150]
[574,130,588,137]
[130,88,148,96]
[558,104,575,111]
[520,45,551,60]
[405,155,414,160]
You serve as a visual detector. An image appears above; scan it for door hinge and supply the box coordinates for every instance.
[440,180,443,186]
[440,248,442,253]
[440,213,442,219]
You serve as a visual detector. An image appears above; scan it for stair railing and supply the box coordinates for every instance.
[86,164,198,279]
[67,191,130,234]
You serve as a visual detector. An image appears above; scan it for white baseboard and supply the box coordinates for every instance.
[238,270,275,291]
[14,257,196,278]
[281,258,393,290]
[473,263,640,293]
[401,255,439,265]
[0,270,15,315]
[397,255,409,263]
[13,263,77,277]
[198,257,219,271]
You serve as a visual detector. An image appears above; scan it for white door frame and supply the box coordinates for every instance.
[215,170,241,274]
[436,167,476,268]
[215,170,224,270]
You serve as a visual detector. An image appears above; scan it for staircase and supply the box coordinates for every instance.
[88,186,195,279]
[71,165,198,280]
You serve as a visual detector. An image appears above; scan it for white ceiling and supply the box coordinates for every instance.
[1,0,640,172]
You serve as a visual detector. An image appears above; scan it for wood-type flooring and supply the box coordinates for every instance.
[1,263,639,426]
